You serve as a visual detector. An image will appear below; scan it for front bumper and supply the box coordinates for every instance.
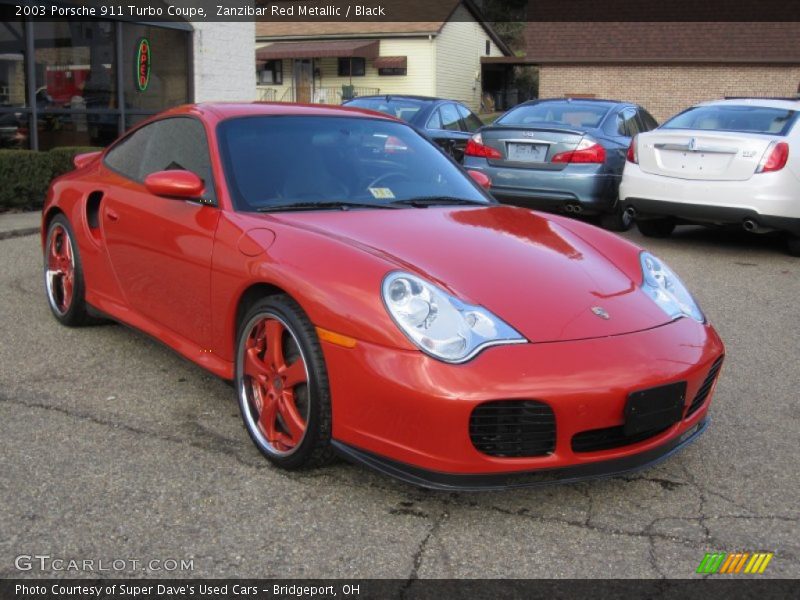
[321,317,724,486]
[463,159,620,214]
[333,418,708,491]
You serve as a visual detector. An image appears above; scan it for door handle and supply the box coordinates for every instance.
[106,209,119,222]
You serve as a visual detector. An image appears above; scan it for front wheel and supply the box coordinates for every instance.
[637,218,676,238]
[44,214,96,326]
[235,295,334,470]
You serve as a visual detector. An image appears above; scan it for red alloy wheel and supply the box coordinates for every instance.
[46,224,75,314]
[242,315,310,454]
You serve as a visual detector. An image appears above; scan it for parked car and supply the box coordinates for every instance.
[620,98,800,256]
[42,102,724,489]
[343,95,483,162]
[463,98,659,230]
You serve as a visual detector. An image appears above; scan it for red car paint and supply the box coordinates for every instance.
[42,103,724,484]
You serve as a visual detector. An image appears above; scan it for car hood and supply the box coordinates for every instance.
[270,205,672,343]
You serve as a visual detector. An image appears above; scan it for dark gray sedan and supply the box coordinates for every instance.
[463,98,658,230]
[342,95,483,162]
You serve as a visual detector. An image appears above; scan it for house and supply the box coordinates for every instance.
[482,22,800,121]
[254,0,512,112]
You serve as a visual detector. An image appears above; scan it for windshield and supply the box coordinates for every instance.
[218,116,491,212]
[661,105,798,135]
[497,102,611,129]
[344,98,424,123]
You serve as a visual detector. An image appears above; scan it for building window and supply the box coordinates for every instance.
[258,60,283,85]
[378,67,407,76]
[485,40,491,56]
[338,57,365,77]
[0,10,192,151]
[33,21,119,150]
[122,24,189,114]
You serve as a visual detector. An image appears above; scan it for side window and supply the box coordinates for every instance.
[105,123,156,181]
[138,117,217,203]
[617,108,640,137]
[439,103,462,131]
[426,108,442,130]
[639,109,659,131]
[456,104,483,132]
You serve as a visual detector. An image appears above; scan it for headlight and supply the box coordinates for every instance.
[382,272,526,363]
[640,252,704,323]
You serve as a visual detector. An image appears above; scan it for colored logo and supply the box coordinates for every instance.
[135,38,151,92]
[696,552,774,574]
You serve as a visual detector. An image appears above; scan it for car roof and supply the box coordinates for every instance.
[519,97,628,108]
[694,98,800,111]
[159,102,400,121]
[346,95,445,103]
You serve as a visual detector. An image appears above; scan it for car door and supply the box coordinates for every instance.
[101,116,220,348]
[608,107,641,174]
[426,102,473,162]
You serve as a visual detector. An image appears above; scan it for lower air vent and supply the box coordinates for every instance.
[686,355,724,418]
[469,400,556,458]
[572,424,670,453]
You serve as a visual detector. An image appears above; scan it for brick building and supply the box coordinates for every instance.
[483,22,800,122]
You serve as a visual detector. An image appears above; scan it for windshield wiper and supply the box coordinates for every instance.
[388,196,488,208]
[256,201,398,213]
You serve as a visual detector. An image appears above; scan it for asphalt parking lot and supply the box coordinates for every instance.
[1,224,798,580]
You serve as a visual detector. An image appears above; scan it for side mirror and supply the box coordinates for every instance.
[144,170,205,199]
[73,151,102,170]
[467,169,491,190]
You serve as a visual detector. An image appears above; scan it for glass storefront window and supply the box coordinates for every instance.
[0,22,26,108]
[122,24,189,112]
[0,12,191,151]
[34,21,116,110]
[36,112,120,151]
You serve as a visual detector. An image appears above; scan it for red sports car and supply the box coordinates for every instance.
[42,103,724,490]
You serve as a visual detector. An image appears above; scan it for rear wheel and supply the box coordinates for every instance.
[235,295,334,470]
[44,215,95,326]
[637,218,676,238]
[599,204,633,232]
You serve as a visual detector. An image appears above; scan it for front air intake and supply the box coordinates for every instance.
[686,355,724,418]
[469,400,556,458]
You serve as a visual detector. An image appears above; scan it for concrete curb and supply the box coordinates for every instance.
[0,227,39,241]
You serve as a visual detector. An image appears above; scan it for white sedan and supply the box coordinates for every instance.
[620,98,800,256]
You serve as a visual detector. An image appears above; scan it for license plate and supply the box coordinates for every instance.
[507,142,548,162]
[623,381,686,436]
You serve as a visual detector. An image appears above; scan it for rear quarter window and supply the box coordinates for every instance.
[662,105,798,135]
[498,103,610,129]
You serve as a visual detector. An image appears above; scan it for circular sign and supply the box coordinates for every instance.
[135,37,151,92]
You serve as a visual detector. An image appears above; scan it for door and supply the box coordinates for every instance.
[101,116,220,347]
[428,103,473,162]
[294,59,313,103]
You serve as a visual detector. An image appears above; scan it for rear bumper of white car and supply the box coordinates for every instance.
[619,163,800,233]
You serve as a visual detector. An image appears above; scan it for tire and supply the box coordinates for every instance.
[636,218,676,238]
[43,214,96,326]
[599,204,633,232]
[787,235,800,257]
[235,294,334,470]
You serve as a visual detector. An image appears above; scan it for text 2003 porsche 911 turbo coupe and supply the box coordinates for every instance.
[42,103,724,490]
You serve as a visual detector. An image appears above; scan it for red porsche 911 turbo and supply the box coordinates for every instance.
[42,103,724,490]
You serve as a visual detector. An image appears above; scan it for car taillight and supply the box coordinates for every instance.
[552,137,606,164]
[626,136,638,163]
[465,133,502,159]
[756,141,789,173]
